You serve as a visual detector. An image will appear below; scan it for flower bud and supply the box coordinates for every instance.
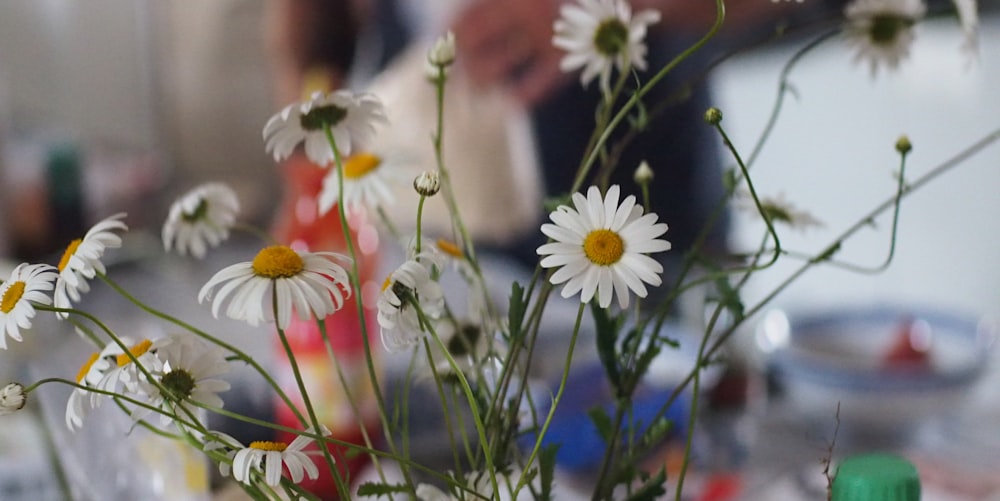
[634,160,654,186]
[0,383,25,415]
[704,107,723,125]
[414,171,441,197]
[428,31,456,67]
[895,135,912,155]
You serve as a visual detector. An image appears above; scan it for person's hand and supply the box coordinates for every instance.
[451,0,570,106]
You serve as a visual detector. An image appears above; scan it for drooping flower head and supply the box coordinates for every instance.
[263,90,387,166]
[163,183,240,259]
[0,263,57,349]
[198,245,352,329]
[377,259,445,352]
[0,383,26,415]
[133,334,231,426]
[537,185,670,309]
[317,149,401,216]
[844,0,927,77]
[553,0,661,93]
[54,213,127,318]
[210,426,329,487]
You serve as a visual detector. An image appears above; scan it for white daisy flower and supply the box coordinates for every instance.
[0,383,26,415]
[317,150,400,216]
[198,245,352,329]
[54,213,127,319]
[163,183,240,259]
[133,334,231,426]
[553,0,661,93]
[0,263,58,349]
[263,90,387,166]
[537,185,670,309]
[65,339,128,431]
[377,259,445,352]
[99,338,162,396]
[211,427,329,487]
[844,0,926,77]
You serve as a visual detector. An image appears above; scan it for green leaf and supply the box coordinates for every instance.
[537,445,560,501]
[356,482,410,498]
[588,406,615,442]
[591,303,623,391]
[625,467,668,501]
[508,282,527,344]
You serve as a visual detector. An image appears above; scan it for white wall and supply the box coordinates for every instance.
[713,12,1000,321]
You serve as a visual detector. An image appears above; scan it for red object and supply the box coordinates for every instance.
[271,154,382,499]
[883,316,932,369]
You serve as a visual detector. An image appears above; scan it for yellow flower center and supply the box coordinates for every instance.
[0,281,26,313]
[381,275,392,292]
[252,246,304,279]
[436,239,463,259]
[343,153,382,179]
[59,239,83,272]
[76,353,100,383]
[117,339,153,367]
[249,440,288,452]
[583,229,624,266]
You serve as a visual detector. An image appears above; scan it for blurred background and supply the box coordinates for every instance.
[0,1,998,499]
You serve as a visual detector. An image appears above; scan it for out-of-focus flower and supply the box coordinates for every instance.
[377,259,445,352]
[844,0,926,77]
[163,183,240,259]
[318,150,400,215]
[198,245,352,329]
[263,90,387,166]
[553,0,661,93]
[537,185,670,309]
[133,334,231,426]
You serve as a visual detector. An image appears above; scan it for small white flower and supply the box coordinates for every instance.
[213,427,329,487]
[428,31,457,67]
[537,185,670,309]
[553,0,661,93]
[263,90,387,166]
[0,383,26,415]
[133,334,231,426]
[317,150,400,216]
[0,263,57,349]
[163,183,240,259]
[54,213,127,319]
[198,245,352,329]
[844,0,926,77]
[377,259,445,352]
[65,339,127,431]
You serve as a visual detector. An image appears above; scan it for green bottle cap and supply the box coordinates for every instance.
[832,453,920,501]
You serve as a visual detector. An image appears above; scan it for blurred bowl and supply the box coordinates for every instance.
[760,305,996,436]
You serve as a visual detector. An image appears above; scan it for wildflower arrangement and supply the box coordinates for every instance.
[1,0,991,499]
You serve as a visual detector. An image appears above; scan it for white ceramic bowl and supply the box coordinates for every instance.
[760,305,995,435]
